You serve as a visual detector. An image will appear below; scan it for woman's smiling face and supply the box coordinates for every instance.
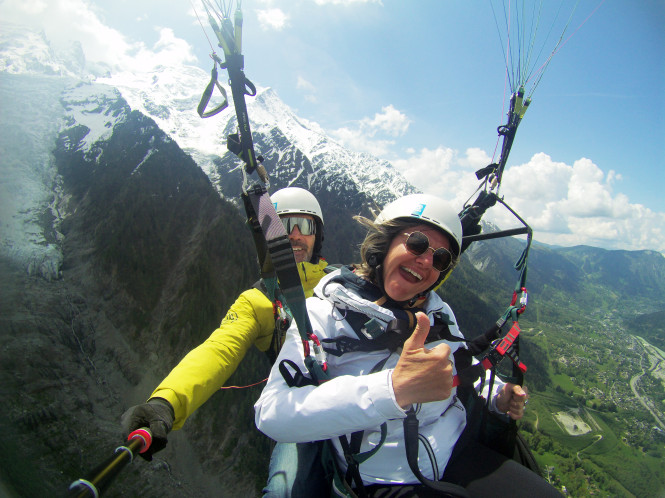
[381,224,451,302]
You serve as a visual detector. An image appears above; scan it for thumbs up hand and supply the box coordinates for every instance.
[392,312,454,409]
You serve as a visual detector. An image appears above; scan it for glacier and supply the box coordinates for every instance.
[0,73,69,280]
[0,22,131,280]
[0,21,416,281]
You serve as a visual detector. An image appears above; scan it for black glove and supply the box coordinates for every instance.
[121,397,175,460]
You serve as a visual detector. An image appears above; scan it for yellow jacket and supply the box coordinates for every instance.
[151,259,328,429]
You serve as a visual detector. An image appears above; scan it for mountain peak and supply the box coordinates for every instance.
[0,22,89,79]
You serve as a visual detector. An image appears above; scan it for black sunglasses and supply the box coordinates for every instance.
[402,231,454,273]
[281,216,316,236]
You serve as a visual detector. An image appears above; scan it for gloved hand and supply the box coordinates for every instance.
[121,397,175,460]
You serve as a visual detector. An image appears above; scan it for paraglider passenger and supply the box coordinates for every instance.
[255,194,560,496]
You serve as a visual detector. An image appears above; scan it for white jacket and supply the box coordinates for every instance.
[255,268,506,485]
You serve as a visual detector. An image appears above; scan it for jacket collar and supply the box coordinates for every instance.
[298,258,328,298]
[330,265,428,311]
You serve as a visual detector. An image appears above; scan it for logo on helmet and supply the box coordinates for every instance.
[410,203,426,218]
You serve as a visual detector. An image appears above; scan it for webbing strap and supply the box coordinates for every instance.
[201,3,328,384]
[244,186,329,384]
[196,56,228,118]
[403,408,470,497]
[203,1,265,180]
[495,87,530,186]
[338,424,388,494]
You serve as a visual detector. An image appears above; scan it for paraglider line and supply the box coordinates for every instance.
[220,378,268,389]
[190,0,216,53]
[526,0,605,92]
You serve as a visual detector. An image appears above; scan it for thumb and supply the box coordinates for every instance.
[513,384,528,399]
[403,312,430,352]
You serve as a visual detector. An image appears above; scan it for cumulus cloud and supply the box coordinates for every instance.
[255,8,289,30]
[389,147,665,252]
[360,105,411,137]
[329,105,410,155]
[330,127,396,157]
[484,154,665,252]
[1,0,196,72]
[392,147,483,208]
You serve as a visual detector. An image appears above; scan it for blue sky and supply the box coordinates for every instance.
[2,0,664,252]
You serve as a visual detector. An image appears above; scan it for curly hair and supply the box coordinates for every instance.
[353,215,459,289]
[352,216,417,284]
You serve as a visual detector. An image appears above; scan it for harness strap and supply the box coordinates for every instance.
[403,408,470,497]
[279,359,318,388]
[196,55,229,118]
[322,307,457,357]
[243,184,330,384]
[338,423,388,496]
[340,433,368,498]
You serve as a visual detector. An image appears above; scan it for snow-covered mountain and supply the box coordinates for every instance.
[0,22,89,79]
[100,64,415,204]
[0,23,415,281]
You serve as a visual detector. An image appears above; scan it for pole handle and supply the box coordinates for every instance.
[66,428,152,497]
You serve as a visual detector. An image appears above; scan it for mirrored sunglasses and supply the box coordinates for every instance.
[281,216,316,236]
[403,231,454,273]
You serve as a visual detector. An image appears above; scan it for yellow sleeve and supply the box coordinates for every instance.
[150,288,275,430]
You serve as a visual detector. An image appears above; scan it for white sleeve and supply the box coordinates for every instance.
[482,375,507,413]
[254,304,407,443]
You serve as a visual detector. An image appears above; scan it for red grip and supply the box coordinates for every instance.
[128,428,152,454]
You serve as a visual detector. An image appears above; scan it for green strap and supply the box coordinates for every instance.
[196,57,228,118]
[202,2,329,384]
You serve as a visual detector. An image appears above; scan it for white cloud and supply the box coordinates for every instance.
[329,105,410,155]
[360,105,411,137]
[392,147,482,208]
[330,127,395,157]
[256,8,289,30]
[389,147,665,253]
[458,147,491,169]
[296,75,317,103]
[488,154,665,252]
[296,76,315,92]
[0,0,196,72]
[502,153,571,202]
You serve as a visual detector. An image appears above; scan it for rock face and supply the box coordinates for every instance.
[0,83,268,497]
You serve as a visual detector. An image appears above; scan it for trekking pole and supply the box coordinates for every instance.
[66,428,152,497]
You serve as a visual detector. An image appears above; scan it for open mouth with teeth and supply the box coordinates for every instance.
[400,266,423,282]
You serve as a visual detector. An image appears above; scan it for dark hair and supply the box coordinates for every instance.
[311,217,324,264]
[353,216,419,284]
[353,215,459,293]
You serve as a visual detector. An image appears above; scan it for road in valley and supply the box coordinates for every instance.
[629,336,665,431]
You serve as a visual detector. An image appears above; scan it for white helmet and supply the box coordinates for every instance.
[375,193,462,258]
[271,187,324,263]
[272,187,324,224]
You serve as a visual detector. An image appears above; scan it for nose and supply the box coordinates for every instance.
[289,225,304,239]
[413,247,434,268]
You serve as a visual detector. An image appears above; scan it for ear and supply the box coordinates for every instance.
[368,253,382,267]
